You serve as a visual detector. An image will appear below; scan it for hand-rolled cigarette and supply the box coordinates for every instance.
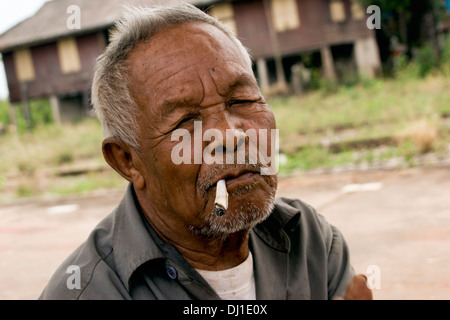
[214,179,228,216]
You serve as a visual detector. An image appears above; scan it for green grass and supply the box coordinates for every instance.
[269,70,450,173]
[0,116,126,202]
[44,170,128,197]
[270,75,450,138]
[0,117,104,177]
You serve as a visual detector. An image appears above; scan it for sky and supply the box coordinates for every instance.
[0,0,49,99]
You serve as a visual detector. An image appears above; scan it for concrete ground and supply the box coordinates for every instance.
[0,166,449,300]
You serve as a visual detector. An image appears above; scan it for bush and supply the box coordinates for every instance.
[441,37,450,76]
[441,36,450,62]
[0,100,10,125]
[392,53,409,76]
[416,44,437,78]
[396,119,438,154]
[0,98,53,133]
[29,99,53,125]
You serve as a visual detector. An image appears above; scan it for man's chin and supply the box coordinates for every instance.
[190,191,276,241]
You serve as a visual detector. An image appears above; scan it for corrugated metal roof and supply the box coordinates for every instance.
[0,0,224,52]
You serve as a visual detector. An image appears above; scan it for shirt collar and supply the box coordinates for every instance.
[112,184,166,291]
[252,197,302,252]
[111,184,302,292]
[250,198,302,300]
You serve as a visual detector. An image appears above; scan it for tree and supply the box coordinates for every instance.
[358,0,446,59]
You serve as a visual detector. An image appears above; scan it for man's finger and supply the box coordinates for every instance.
[344,274,373,300]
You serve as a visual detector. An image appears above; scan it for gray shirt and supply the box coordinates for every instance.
[39,184,355,300]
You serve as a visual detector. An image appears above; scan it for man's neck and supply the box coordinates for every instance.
[137,191,250,271]
[150,216,250,270]
[173,230,251,271]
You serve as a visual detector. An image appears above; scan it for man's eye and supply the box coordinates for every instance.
[176,113,199,127]
[228,97,267,110]
[228,99,254,107]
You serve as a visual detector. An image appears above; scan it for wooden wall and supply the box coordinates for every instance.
[3,0,376,102]
[4,32,105,103]
[233,0,373,59]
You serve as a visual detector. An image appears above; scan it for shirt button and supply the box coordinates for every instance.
[166,265,178,279]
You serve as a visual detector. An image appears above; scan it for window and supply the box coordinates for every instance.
[330,0,346,23]
[13,48,35,82]
[271,0,300,32]
[351,0,365,20]
[57,37,81,74]
[209,3,237,35]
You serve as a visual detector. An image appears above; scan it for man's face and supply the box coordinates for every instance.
[126,22,277,238]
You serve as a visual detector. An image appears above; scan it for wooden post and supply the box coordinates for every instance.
[320,46,337,81]
[354,37,381,79]
[20,82,32,131]
[256,58,269,94]
[49,94,61,124]
[82,77,91,116]
[8,102,18,133]
[262,0,288,93]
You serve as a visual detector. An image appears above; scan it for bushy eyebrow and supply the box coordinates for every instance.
[160,73,258,118]
[228,73,258,91]
[161,99,195,117]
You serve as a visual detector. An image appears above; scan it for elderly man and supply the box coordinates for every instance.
[39,2,371,300]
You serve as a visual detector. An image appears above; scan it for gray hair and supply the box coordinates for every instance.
[91,2,252,150]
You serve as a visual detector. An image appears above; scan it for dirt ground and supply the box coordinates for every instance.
[0,166,449,300]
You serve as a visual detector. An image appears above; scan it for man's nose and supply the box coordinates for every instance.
[203,114,247,161]
[208,128,246,154]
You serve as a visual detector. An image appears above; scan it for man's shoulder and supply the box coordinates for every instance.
[38,212,121,299]
[273,196,330,228]
[269,197,354,299]
[267,196,338,245]
[274,196,316,214]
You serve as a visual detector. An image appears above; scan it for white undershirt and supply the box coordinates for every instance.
[196,252,256,300]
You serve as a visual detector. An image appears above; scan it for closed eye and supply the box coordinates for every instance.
[227,99,255,107]
[176,112,200,128]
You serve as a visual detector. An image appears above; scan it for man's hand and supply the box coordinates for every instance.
[334,274,373,300]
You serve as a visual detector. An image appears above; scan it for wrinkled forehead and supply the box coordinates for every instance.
[126,21,251,75]
[125,22,255,109]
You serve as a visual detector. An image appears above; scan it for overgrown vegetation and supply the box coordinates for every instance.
[271,76,450,174]
[0,40,450,201]
[0,98,53,133]
[0,116,127,202]
[271,39,450,174]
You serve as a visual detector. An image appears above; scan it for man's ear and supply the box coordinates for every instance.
[102,137,146,190]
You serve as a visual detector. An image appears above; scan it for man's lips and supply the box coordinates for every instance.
[224,172,257,190]
[210,168,260,192]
